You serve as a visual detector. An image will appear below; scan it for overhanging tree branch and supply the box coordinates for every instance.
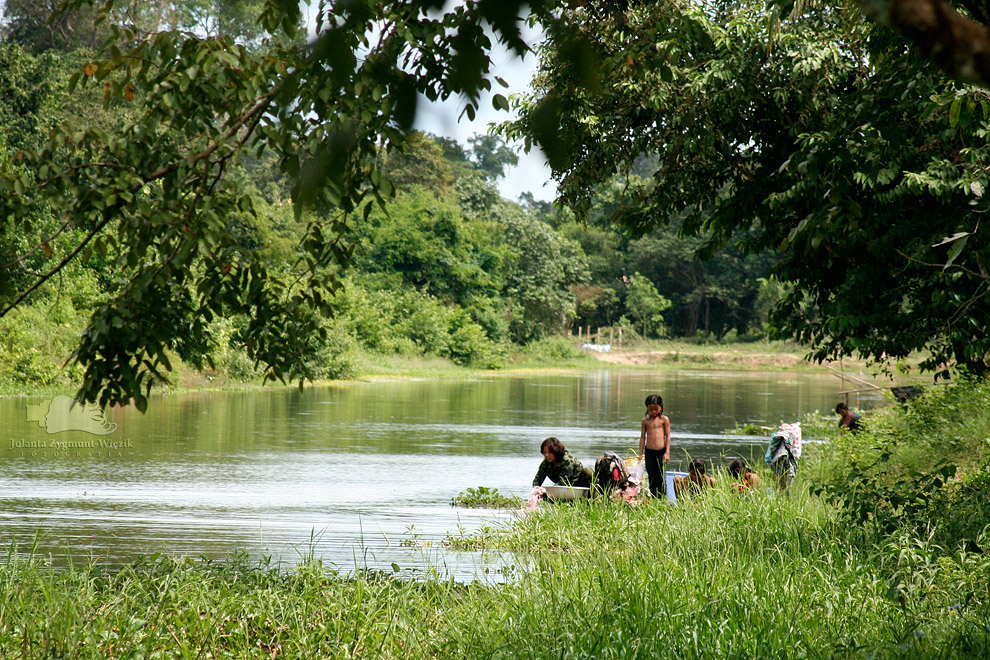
[858,0,990,86]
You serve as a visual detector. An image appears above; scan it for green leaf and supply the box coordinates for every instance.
[943,234,968,270]
[932,232,971,248]
[949,96,962,127]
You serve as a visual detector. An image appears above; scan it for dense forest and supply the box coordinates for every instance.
[1,0,989,408]
[0,0,780,399]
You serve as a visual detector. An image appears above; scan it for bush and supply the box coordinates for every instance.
[450,486,522,509]
[313,321,359,380]
[808,379,990,551]
[0,306,76,387]
[334,277,503,368]
[926,451,990,552]
[521,335,584,361]
[208,316,261,382]
[444,309,506,368]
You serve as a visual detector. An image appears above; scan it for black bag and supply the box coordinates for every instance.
[594,451,630,492]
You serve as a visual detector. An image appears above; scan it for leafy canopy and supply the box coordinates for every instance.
[5,0,990,411]
[507,0,990,376]
[0,0,579,409]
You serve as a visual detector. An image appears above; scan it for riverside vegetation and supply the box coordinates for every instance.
[2,380,987,658]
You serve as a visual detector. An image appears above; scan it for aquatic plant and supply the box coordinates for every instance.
[450,486,523,509]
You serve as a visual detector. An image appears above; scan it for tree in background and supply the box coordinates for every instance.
[623,273,671,338]
[381,131,455,193]
[0,0,102,52]
[468,133,519,181]
[501,204,589,342]
[0,0,574,408]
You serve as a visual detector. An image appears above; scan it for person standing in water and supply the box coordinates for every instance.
[639,394,671,498]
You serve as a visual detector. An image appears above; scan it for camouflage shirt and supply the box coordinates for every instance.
[533,450,587,487]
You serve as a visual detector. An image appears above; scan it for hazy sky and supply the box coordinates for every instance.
[412,42,558,203]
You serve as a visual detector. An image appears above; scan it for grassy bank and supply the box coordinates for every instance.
[3,381,988,659]
[3,485,986,658]
[1,334,887,400]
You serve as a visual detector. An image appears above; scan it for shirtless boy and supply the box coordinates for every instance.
[639,394,671,498]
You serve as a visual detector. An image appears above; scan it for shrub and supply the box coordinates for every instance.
[809,379,990,551]
[444,309,506,368]
[521,335,584,361]
[450,486,522,509]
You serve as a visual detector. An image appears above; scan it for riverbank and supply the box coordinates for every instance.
[4,480,986,658]
[0,337,908,401]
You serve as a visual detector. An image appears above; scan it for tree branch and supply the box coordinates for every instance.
[895,247,989,280]
[858,0,990,87]
[0,212,115,319]
[0,82,281,321]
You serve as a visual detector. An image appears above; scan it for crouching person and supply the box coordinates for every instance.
[533,437,593,488]
[674,458,717,498]
[728,458,763,492]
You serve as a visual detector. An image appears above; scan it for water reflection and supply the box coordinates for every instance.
[0,369,874,578]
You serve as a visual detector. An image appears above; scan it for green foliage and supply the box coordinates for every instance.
[0,0,581,407]
[809,379,990,552]
[0,43,63,153]
[1,0,103,53]
[382,131,455,193]
[450,486,522,509]
[501,206,589,342]
[560,177,777,340]
[623,272,671,338]
[353,187,507,306]
[511,0,990,376]
[518,335,586,362]
[467,133,518,181]
[332,277,506,369]
[444,308,507,369]
[0,284,95,388]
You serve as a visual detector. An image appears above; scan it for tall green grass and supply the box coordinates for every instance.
[4,482,986,658]
[0,549,474,659]
[442,482,988,659]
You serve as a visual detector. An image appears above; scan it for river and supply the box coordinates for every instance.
[0,369,878,580]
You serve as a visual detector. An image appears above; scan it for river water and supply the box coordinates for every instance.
[0,369,877,580]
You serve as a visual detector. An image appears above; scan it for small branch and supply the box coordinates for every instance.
[2,219,74,270]
[1,81,283,321]
[895,248,989,280]
[0,213,116,319]
[145,88,279,181]
[26,162,129,193]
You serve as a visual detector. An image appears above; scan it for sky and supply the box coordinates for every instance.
[411,42,559,203]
